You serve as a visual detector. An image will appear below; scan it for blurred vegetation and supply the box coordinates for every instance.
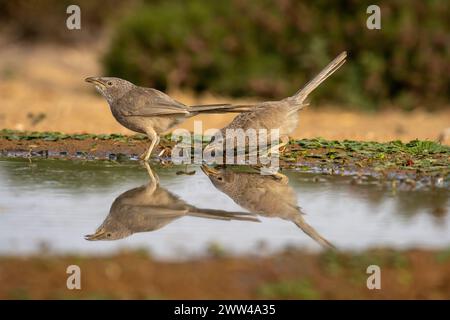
[0,1,449,108]
[0,0,133,42]
[1,248,450,299]
[258,279,320,299]
[103,0,450,110]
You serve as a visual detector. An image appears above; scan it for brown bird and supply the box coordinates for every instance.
[201,164,334,249]
[204,52,347,156]
[85,163,259,241]
[85,77,250,161]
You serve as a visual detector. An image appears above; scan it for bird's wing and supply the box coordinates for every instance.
[188,103,255,113]
[120,204,188,217]
[115,205,186,233]
[122,87,191,117]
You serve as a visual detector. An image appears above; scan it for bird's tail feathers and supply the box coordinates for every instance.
[290,51,347,105]
[188,207,260,222]
[293,215,335,249]
[189,103,254,114]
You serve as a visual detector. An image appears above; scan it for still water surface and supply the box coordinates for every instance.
[0,158,448,259]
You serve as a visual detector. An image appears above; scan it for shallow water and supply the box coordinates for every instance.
[0,158,449,259]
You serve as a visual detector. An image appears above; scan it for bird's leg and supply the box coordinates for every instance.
[278,135,290,153]
[270,135,289,155]
[142,161,160,195]
[259,135,288,160]
[140,129,159,162]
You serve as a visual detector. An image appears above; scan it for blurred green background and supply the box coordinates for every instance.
[1,0,449,110]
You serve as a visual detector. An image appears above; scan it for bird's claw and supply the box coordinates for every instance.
[157,146,172,158]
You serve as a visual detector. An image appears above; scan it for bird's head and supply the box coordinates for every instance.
[85,77,134,104]
[84,222,131,241]
[201,165,236,189]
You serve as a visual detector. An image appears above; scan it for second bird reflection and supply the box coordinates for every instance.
[201,165,334,249]
[85,163,259,241]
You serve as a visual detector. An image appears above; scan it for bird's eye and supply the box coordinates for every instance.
[217,177,223,181]
[107,81,113,86]
[107,233,112,237]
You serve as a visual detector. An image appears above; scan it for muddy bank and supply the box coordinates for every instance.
[0,130,448,184]
[0,248,449,299]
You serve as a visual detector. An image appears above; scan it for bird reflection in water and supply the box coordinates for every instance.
[201,165,334,249]
[85,163,259,241]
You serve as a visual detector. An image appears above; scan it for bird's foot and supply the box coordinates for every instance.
[273,172,289,184]
[276,136,290,154]
[157,147,172,165]
[279,144,288,154]
[157,146,172,158]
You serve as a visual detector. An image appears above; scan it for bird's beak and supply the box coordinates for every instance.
[84,228,106,241]
[200,164,220,178]
[85,77,105,88]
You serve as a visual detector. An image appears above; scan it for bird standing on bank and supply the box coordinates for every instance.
[204,52,347,156]
[85,77,250,161]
